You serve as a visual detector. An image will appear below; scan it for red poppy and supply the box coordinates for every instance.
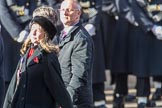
[33,57,39,63]
[28,48,35,58]
[28,48,39,63]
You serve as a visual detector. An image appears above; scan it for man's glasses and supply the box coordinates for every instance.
[59,8,79,13]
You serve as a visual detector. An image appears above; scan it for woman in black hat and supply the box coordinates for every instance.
[3,16,73,108]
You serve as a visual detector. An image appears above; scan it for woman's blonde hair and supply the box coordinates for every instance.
[20,6,59,55]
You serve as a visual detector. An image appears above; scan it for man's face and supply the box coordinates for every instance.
[60,1,81,27]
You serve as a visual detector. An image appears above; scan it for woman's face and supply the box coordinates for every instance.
[29,23,45,45]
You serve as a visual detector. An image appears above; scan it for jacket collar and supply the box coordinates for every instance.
[26,45,44,67]
[59,22,81,48]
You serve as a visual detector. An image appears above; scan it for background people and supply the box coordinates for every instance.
[81,0,107,107]
[131,0,162,107]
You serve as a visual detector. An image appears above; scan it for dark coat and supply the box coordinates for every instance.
[110,0,138,75]
[89,11,107,83]
[3,46,73,108]
[100,0,118,70]
[131,0,162,77]
[56,23,94,108]
[100,12,117,70]
[79,0,107,83]
[0,29,5,108]
[110,17,134,74]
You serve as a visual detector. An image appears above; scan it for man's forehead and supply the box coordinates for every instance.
[61,1,76,8]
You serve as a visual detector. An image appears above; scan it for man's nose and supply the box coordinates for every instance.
[64,10,69,15]
[32,30,36,36]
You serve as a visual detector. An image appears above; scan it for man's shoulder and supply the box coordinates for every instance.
[68,24,93,44]
[74,25,91,38]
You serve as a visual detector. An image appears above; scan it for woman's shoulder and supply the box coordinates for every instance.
[46,52,59,63]
[45,52,61,74]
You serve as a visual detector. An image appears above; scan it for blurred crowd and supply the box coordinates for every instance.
[1,0,162,108]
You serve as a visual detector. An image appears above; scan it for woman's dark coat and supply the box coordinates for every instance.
[3,46,73,108]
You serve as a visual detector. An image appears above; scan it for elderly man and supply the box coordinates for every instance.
[55,0,94,107]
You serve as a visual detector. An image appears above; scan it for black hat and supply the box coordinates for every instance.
[30,16,57,40]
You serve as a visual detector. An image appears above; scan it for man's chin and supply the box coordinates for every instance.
[63,22,71,27]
